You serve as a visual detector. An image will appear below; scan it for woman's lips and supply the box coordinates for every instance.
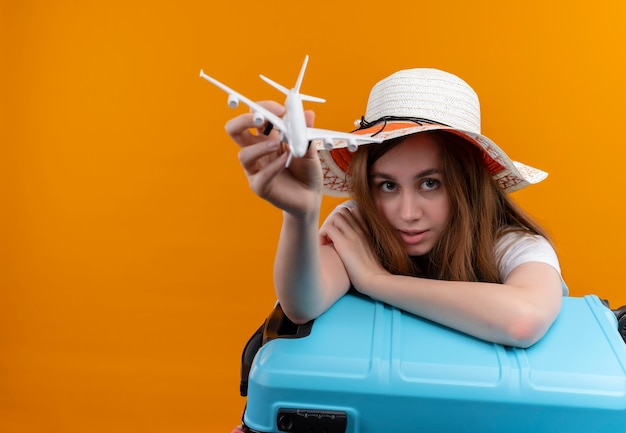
[399,229,427,245]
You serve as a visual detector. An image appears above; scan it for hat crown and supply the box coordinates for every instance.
[365,68,481,134]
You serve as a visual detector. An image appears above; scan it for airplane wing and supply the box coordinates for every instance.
[307,127,383,152]
[199,70,285,132]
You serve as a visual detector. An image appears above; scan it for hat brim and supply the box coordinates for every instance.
[317,122,547,197]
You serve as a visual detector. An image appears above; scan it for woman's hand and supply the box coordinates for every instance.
[225,101,323,216]
[320,206,388,292]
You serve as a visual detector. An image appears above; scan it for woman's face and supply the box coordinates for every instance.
[371,134,450,256]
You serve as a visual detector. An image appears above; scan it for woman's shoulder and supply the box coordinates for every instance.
[320,200,356,228]
[333,200,357,210]
[495,229,552,250]
[495,229,565,290]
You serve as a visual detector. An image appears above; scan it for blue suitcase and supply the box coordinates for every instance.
[240,293,626,433]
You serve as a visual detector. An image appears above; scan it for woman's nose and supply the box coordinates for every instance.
[400,191,422,221]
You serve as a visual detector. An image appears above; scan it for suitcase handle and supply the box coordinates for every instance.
[263,303,314,344]
[602,299,626,345]
[613,305,626,344]
[240,303,314,396]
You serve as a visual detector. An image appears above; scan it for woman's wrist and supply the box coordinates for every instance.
[282,193,322,221]
[354,269,390,298]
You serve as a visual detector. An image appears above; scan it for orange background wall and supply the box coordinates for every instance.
[2,1,625,432]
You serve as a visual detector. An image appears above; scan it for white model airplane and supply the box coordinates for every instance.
[199,55,382,166]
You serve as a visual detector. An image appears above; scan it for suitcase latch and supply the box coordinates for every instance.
[277,408,347,433]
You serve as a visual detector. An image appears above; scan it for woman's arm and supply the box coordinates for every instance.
[323,205,563,347]
[357,262,562,348]
[274,212,351,324]
[226,101,350,323]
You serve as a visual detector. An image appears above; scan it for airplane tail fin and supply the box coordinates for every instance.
[295,55,325,103]
[294,55,309,92]
[259,55,326,104]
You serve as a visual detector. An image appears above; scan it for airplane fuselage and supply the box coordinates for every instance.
[283,91,309,158]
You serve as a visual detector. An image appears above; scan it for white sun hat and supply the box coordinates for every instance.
[317,68,548,197]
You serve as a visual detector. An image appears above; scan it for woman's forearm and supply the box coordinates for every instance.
[358,262,563,347]
[273,210,328,323]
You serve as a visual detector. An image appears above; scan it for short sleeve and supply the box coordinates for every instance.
[319,200,356,231]
[495,231,568,295]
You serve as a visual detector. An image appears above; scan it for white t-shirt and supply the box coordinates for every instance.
[496,231,568,295]
[322,201,568,295]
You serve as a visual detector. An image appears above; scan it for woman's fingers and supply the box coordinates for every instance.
[247,152,289,198]
[222,99,323,214]
[237,138,285,173]
[328,207,363,235]
[304,109,315,128]
[225,101,286,148]
[225,113,257,146]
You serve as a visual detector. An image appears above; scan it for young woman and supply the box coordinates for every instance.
[226,68,565,349]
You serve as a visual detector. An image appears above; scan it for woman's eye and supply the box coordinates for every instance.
[380,181,396,192]
[421,178,440,191]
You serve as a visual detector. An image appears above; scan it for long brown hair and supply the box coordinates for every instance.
[348,130,551,283]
